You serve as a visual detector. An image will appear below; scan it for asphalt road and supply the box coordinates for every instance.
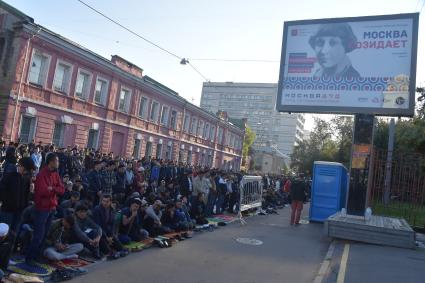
[71,206,330,283]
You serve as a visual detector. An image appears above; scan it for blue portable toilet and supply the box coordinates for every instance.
[309,161,348,222]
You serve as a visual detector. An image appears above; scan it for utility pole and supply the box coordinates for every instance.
[383,118,395,206]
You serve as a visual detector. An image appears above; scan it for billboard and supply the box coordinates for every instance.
[276,13,419,116]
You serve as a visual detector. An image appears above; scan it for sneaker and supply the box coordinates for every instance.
[120,250,129,257]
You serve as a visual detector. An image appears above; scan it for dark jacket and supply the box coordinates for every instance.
[0,172,31,212]
[113,172,126,194]
[161,211,179,230]
[87,169,102,194]
[45,219,74,247]
[290,179,307,201]
[74,216,102,243]
[179,176,192,197]
[92,205,115,237]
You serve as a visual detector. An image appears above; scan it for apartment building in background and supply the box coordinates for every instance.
[201,82,304,157]
[0,2,243,170]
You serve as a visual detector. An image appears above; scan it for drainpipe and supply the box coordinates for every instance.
[10,27,41,142]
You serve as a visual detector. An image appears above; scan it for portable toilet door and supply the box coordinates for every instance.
[309,161,347,222]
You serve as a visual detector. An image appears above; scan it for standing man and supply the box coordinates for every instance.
[290,173,307,226]
[26,153,64,264]
[31,146,42,174]
[87,161,103,206]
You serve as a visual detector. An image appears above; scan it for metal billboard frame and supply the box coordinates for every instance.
[276,13,419,117]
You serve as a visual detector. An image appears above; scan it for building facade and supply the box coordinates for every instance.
[0,3,243,170]
[201,82,304,157]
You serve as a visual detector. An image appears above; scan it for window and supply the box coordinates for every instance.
[183,114,190,133]
[53,61,72,94]
[204,123,210,140]
[160,106,169,125]
[198,120,204,138]
[210,126,215,142]
[165,143,172,160]
[187,151,192,165]
[118,87,132,113]
[28,50,50,86]
[145,141,152,158]
[178,150,184,163]
[156,144,163,159]
[94,77,109,105]
[19,116,36,144]
[75,69,92,99]
[52,122,65,147]
[218,128,224,144]
[170,110,177,130]
[138,97,148,119]
[0,38,5,63]
[190,117,197,135]
[150,101,159,122]
[133,138,141,159]
[87,129,99,149]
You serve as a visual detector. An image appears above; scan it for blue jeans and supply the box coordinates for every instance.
[215,194,225,215]
[0,211,22,233]
[26,209,54,263]
[206,193,217,217]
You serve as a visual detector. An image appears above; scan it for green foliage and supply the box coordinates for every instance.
[374,117,425,154]
[291,116,353,174]
[242,126,256,168]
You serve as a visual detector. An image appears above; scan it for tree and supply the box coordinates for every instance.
[242,125,256,167]
[291,116,354,173]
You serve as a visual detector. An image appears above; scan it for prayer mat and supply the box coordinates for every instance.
[49,258,91,269]
[123,241,146,252]
[7,262,54,277]
[5,273,44,283]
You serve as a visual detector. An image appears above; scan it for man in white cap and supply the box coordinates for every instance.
[0,223,14,279]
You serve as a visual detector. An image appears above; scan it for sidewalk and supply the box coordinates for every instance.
[323,236,425,283]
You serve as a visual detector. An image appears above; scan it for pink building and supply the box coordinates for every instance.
[0,2,244,170]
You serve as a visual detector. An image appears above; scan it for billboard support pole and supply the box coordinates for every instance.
[383,118,395,206]
[347,114,375,216]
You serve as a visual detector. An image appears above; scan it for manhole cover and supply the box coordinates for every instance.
[235,238,263,246]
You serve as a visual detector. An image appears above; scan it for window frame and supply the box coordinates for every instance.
[183,113,191,133]
[74,68,93,100]
[210,126,216,142]
[118,86,132,113]
[28,49,51,87]
[52,59,73,95]
[87,129,100,149]
[160,105,170,125]
[52,122,65,148]
[18,115,37,144]
[93,76,110,106]
[138,95,149,120]
[190,117,198,135]
[169,109,178,130]
[150,100,160,123]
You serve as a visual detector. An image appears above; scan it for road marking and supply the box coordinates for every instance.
[313,241,336,283]
[337,244,350,283]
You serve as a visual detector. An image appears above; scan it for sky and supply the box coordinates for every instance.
[4,0,425,130]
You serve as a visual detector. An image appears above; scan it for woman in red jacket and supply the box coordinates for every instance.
[25,153,64,265]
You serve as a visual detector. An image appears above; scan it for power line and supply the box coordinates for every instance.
[190,58,279,63]
[76,0,182,60]
[76,0,212,81]
[188,62,209,82]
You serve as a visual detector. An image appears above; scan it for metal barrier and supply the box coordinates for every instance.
[238,176,263,224]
